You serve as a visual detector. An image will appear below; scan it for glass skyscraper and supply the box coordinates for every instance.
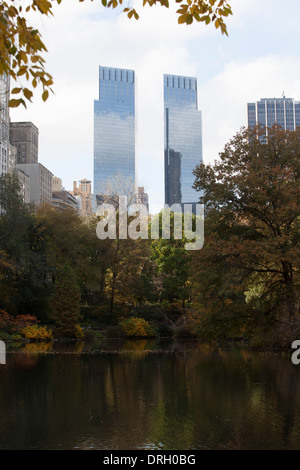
[94,66,136,197]
[247,97,300,131]
[164,74,202,206]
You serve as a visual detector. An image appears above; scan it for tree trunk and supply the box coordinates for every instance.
[282,261,298,319]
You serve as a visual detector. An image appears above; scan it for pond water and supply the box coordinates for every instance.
[0,338,300,450]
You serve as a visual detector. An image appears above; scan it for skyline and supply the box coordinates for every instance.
[9,0,300,212]
[164,73,202,206]
[94,66,136,196]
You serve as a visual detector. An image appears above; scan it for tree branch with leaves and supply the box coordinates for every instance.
[0,0,232,107]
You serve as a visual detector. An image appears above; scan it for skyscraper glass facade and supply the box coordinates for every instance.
[94,66,136,196]
[247,97,300,131]
[164,74,202,206]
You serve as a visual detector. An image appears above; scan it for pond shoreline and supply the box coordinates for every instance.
[2,335,295,356]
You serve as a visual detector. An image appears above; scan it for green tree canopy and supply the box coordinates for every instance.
[48,264,82,338]
[192,125,300,322]
[0,174,50,316]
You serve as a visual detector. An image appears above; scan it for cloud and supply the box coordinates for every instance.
[199,55,300,165]
[9,0,300,210]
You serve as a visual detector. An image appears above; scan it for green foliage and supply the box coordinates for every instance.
[48,264,82,339]
[1,129,299,347]
[192,125,300,338]
[119,317,156,337]
[150,211,192,309]
[0,174,50,316]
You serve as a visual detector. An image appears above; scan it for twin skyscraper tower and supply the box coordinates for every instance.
[93,65,203,209]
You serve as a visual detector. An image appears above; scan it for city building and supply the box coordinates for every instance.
[6,141,30,204]
[0,74,10,175]
[247,96,300,131]
[16,168,30,205]
[52,176,79,211]
[17,163,53,206]
[9,121,39,164]
[52,190,79,211]
[93,66,136,198]
[137,186,149,212]
[71,179,92,216]
[7,143,17,174]
[164,74,203,208]
[52,176,63,192]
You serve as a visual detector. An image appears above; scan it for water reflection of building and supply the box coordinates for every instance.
[164,74,203,209]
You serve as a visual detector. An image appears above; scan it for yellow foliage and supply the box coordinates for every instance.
[74,324,84,340]
[21,324,53,341]
[119,317,155,337]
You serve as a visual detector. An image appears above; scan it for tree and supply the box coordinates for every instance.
[1,0,232,107]
[150,210,192,314]
[192,125,300,323]
[48,264,82,338]
[0,174,50,316]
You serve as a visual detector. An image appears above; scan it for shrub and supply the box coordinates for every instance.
[0,330,13,341]
[0,311,12,332]
[74,324,84,340]
[0,311,38,334]
[13,315,38,331]
[119,317,156,338]
[21,324,53,341]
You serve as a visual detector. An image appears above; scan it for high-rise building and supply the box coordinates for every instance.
[9,121,39,164]
[93,66,136,198]
[17,163,53,206]
[0,74,10,175]
[52,176,79,211]
[137,186,149,213]
[71,179,92,217]
[164,74,203,207]
[16,168,30,205]
[7,143,17,174]
[247,97,300,131]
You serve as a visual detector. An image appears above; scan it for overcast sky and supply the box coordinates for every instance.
[10,0,300,212]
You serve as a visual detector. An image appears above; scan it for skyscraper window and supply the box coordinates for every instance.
[93,66,136,197]
[164,74,203,207]
[247,97,300,132]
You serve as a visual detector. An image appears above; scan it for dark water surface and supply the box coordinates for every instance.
[0,338,300,450]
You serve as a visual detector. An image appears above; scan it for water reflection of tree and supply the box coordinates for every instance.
[0,349,300,449]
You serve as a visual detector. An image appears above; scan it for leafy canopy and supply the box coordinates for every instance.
[0,0,232,107]
[193,125,300,319]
